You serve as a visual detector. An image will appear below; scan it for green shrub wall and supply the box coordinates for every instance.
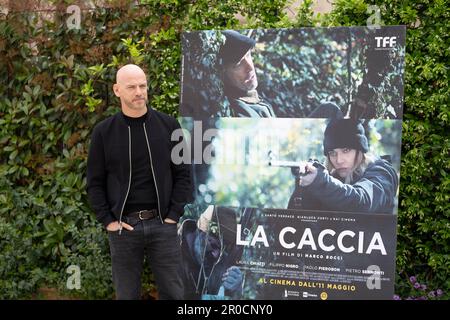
[0,0,448,299]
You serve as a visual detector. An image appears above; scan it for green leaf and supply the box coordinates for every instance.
[9,150,18,160]
[63,149,70,158]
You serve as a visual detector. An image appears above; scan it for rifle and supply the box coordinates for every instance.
[267,151,324,178]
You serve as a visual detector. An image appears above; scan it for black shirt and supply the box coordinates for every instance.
[123,112,158,214]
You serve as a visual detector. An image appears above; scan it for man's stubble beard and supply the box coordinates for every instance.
[125,98,147,111]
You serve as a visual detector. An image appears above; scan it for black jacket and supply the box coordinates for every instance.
[288,159,398,214]
[86,108,191,227]
[228,97,275,117]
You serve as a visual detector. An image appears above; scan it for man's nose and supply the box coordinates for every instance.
[242,57,253,72]
[135,87,144,96]
[335,153,343,164]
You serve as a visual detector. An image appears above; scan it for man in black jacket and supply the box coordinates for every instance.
[87,64,191,299]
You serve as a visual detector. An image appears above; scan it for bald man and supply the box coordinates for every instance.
[87,64,191,299]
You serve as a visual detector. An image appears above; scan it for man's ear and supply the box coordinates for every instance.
[113,83,120,97]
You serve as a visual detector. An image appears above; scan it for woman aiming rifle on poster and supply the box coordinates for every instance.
[287,119,398,214]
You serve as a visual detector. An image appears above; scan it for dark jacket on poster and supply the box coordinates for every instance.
[178,219,242,300]
[86,107,191,227]
[225,87,275,117]
[288,159,398,214]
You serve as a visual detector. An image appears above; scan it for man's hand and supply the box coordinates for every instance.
[299,162,318,187]
[106,221,134,231]
[164,218,177,224]
[221,266,243,292]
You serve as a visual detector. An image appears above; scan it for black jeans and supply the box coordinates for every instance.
[107,218,183,300]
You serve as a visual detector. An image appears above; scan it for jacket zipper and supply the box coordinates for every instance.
[143,122,163,224]
[118,126,132,235]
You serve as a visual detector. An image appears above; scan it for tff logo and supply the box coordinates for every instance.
[374,36,397,49]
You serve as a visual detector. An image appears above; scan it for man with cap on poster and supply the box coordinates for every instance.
[288,118,398,214]
[218,30,344,118]
[178,205,244,299]
[218,30,276,117]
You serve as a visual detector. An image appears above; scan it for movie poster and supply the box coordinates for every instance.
[177,26,405,300]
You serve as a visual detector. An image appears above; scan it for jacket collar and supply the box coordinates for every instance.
[117,106,154,126]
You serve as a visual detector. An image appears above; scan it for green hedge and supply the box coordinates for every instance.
[0,0,448,299]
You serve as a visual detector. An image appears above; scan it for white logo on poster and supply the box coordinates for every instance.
[375,36,397,50]
[302,291,318,298]
[283,290,300,298]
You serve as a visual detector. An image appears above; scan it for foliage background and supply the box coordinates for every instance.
[0,0,448,299]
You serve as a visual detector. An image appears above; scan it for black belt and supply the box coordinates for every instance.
[124,209,158,225]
